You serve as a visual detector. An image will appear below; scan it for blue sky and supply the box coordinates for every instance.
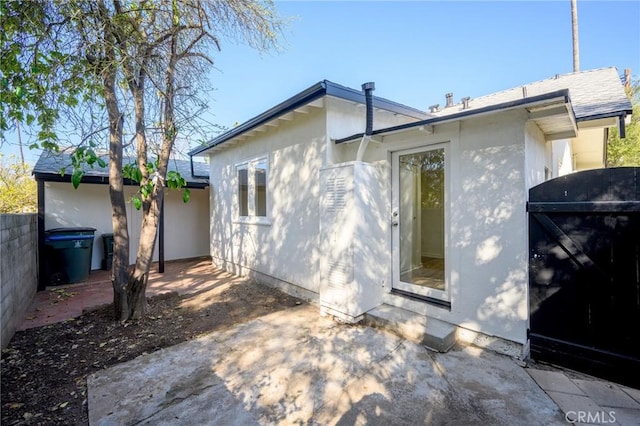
[3,0,639,164]
[211,1,639,128]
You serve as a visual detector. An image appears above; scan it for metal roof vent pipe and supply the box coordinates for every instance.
[362,82,375,135]
[461,96,471,110]
[445,93,454,108]
[356,82,375,161]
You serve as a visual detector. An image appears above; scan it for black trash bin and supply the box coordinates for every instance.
[101,233,114,270]
[44,227,96,285]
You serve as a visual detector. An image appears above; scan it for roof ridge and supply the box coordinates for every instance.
[522,66,619,88]
[438,67,620,111]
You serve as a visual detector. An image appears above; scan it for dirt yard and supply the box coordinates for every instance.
[1,279,302,425]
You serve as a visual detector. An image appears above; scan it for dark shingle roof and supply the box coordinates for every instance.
[189,80,430,156]
[430,67,632,122]
[33,152,209,188]
[335,67,632,144]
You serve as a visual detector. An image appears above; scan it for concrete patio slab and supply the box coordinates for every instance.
[528,369,640,426]
[545,391,604,422]
[622,386,640,405]
[88,304,565,425]
[431,345,563,423]
[601,407,640,426]
[527,369,587,395]
[574,379,640,410]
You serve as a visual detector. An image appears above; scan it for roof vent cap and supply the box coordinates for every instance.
[445,93,454,108]
[461,96,471,109]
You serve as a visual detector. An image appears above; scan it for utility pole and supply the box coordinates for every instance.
[624,68,631,91]
[16,119,25,166]
[571,0,580,72]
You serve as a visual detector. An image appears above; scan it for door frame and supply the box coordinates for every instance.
[391,143,450,302]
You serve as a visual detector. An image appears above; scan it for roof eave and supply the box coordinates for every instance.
[189,80,430,157]
[33,172,209,189]
[335,90,574,144]
[575,109,634,123]
[189,81,328,156]
[323,82,428,120]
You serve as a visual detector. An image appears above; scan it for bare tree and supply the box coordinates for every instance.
[2,0,284,320]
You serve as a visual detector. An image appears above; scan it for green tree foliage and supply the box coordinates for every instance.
[1,1,96,151]
[607,80,640,167]
[0,155,37,213]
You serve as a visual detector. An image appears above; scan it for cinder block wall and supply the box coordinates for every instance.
[1,214,38,349]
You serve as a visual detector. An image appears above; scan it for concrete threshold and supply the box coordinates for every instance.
[364,304,457,352]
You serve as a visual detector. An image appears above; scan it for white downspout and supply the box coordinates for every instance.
[356,135,371,162]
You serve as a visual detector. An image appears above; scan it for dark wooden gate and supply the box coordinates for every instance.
[528,167,640,387]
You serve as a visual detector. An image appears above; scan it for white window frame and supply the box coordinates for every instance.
[235,155,270,225]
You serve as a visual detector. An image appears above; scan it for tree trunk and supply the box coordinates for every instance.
[128,83,162,320]
[121,16,180,320]
[128,187,164,319]
[98,0,131,321]
[126,64,153,320]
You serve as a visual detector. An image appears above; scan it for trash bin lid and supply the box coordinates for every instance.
[45,234,95,242]
[46,227,96,234]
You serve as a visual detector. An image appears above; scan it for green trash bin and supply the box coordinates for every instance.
[101,233,114,270]
[45,227,96,285]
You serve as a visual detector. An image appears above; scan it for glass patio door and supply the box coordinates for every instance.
[391,144,449,302]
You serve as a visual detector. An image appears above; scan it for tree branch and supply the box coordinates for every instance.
[176,51,214,64]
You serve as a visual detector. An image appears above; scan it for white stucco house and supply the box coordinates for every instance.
[190,67,632,357]
[33,153,210,288]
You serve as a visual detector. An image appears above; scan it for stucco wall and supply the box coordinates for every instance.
[325,96,421,164]
[524,120,550,190]
[209,107,326,293]
[208,98,537,344]
[453,111,529,344]
[336,111,532,344]
[1,214,37,349]
[551,140,574,177]
[45,182,209,269]
[208,98,422,295]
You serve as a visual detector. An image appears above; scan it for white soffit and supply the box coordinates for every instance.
[571,127,606,171]
[528,101,577,141]
[577,116,618,129]
[215,98,326,151]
